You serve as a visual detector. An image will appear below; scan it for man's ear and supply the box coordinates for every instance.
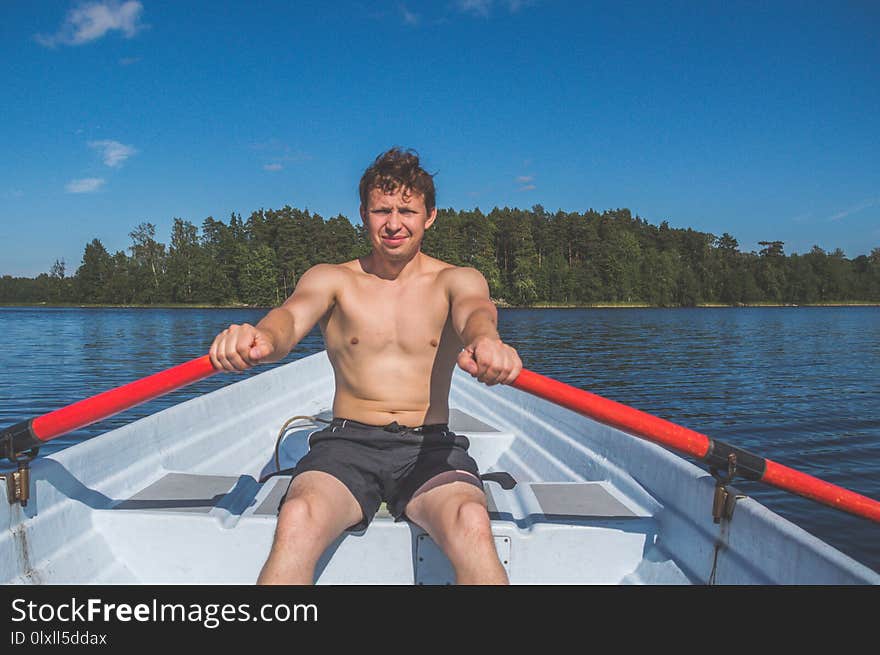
[425,207,437,230]
[359,204,366,223]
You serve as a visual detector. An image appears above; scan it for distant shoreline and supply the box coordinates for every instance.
[3,301,879,309]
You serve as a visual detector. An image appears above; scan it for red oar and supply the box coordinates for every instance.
[511,368,880,524]
[1,355,219,458]
[2,356,878,524]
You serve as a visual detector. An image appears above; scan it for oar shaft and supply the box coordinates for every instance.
[2,355,218,455]
[510,368,714,459]
[511,368,880,524]
[762,460,880,523]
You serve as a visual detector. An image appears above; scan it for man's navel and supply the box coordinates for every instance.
[430,338,438,348]
[350,337,359,345]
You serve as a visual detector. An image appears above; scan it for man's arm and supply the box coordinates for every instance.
[209,264,339,372]
[450,267,500,344]
[448,267,522,386]
[258,264,339,360]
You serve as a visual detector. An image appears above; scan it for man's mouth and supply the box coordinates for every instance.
[381,235,408,246]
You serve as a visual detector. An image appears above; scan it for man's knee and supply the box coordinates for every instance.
[275,489,356,545]
[452,498,493,539]
[275,496,320,542]
[277,472,362,537]
[421,493,493,553]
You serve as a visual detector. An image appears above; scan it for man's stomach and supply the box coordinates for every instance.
[330,393,448,428]
[327,361,455,428]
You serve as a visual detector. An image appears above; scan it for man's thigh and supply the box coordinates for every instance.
[403,471,489,534]
[279,471,364,536]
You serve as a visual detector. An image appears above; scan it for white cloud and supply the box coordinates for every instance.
[249,140,311,163]
[250,138,287,151]
[458,0,492,17]
[36,1,145,48]
[263,163,284,172]
[399,4,420,25]
[457,0,533,17]
[88,140,137,167]
[65,178,106,193]
[516,174,535,191]
[828,198,878,222]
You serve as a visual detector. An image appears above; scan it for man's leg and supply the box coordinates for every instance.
[257,471,363,585]
[404,471,509,585]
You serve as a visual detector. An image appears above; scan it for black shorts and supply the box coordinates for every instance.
[279,417,484,532]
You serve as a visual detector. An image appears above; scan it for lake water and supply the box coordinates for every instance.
[1,305,878,574]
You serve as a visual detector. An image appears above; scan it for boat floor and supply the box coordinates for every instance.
[84,408,693,585]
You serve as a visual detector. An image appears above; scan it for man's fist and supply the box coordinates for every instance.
[209,323,276,373]
[457,336,523,386]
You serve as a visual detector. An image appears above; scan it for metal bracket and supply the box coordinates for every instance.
[709,453,746,524]
[5,466,30,507]
[712,484,739,523]
[3,446,39,507]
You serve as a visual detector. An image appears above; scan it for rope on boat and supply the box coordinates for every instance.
[273,415,331,476]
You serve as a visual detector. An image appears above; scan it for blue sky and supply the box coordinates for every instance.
[2,1,878,277]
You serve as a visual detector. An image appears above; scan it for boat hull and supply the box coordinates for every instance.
[2,351,877,584]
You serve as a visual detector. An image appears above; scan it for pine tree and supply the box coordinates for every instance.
[508,209,539,305]
[239,243,278,307]
[460,208,501,298]
[167,218,206,303]
[129,222,168,303]
[200,216,235,304]
[75,239,113,303]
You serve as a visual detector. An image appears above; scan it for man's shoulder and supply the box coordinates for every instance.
[294,262,356,293]
[302,261,358,279]
[436,263,489,296]
[436,262,486,282]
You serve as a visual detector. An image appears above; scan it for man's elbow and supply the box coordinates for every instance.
[257,307,297,357]
[459,304,499,343]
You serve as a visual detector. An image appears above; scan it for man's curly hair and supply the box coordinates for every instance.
[359,147,436,212]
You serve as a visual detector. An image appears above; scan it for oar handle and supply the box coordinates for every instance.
[510,368,880,524]
[1,355,219,459]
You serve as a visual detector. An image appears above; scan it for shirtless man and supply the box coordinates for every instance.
[208,148,522,585]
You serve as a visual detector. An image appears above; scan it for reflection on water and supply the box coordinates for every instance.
[1,305,878,573]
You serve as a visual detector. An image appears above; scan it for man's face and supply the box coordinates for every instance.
[360,186,437,261]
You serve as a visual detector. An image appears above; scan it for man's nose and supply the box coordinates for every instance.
[385,211,403,231]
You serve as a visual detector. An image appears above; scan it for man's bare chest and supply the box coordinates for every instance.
[321,280,453,355]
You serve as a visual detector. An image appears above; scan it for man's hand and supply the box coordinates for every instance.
[457,336,523,386]
[209,323,277,373]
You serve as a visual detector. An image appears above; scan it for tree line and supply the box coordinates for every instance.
[2,205,879,306]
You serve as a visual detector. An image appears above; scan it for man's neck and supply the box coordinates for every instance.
[360,250,424,281]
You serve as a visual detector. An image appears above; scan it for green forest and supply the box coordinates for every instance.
[2,205,879,307]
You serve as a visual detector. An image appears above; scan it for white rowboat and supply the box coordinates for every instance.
[2,351,878,584]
